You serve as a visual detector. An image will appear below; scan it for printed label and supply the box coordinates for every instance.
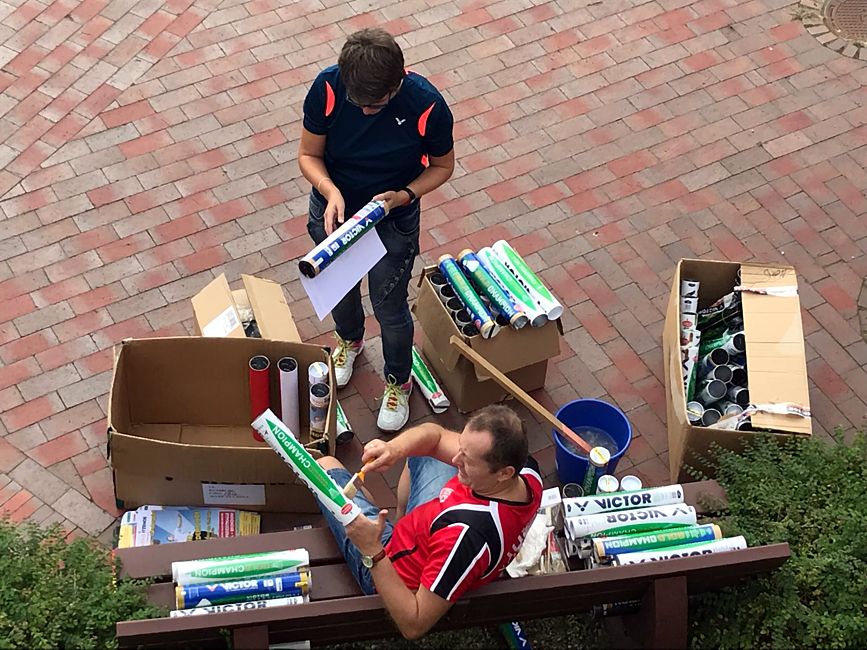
[202,305,241,337]
[202,483,266,506]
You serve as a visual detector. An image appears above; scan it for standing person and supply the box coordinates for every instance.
[297,28,455,432]
[314,405,543,640]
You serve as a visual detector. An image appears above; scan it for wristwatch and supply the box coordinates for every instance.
[401,187,417,205]
[361,548,387,569]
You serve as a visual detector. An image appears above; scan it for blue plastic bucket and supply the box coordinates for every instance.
[553,398,633,485]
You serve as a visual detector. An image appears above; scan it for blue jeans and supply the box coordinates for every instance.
[318,457,458,595]
[307,191,420,384]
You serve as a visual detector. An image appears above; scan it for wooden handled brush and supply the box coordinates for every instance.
[342,467,368,500]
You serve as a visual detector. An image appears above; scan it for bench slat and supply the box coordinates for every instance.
[118,543,790,647]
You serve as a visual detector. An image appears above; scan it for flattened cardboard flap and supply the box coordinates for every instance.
[241,274,301,343]
[738,264,810,434]
[191,274,244,338]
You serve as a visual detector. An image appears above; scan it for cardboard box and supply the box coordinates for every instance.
[108,337,336,512]
[191,274,301,343]
[414,267,562,413]
[663,259,811,482]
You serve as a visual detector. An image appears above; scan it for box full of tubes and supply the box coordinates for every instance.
[662,259,811,482]
[560,473,747,581]
[168,549,311,617]
[413,241,563,412]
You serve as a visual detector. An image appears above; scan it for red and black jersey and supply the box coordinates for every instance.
[385,460,543,602]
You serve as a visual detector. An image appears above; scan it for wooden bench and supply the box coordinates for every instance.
[115,481,790,649]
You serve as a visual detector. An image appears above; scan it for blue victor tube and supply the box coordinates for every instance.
[299,200,387,278]
[175,570,310,609]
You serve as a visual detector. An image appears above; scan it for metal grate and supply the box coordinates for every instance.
[824,0,867,42]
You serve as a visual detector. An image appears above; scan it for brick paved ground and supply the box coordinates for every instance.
[1,0,866,542]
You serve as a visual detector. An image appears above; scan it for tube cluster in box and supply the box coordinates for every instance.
[680,276,751,429]
[429,239,563,340]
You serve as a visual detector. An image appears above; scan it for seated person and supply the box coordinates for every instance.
[316,405,543,639]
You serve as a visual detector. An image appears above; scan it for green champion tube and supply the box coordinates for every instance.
[252,409,361,525]
[437,256,495,338]
[411,346,449,413]
[173,550,310,585]
[593,524,721,560]
[478,247,548,327]
[458,249,529,329]
[492,240,563,319]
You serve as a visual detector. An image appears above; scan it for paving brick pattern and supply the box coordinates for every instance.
[1,0,866,540]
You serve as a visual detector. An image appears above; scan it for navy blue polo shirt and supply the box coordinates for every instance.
[303,65,454,217]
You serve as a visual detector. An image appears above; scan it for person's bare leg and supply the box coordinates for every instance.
[396,461,411,520]
[318,456,378,503]
[318,456,346,471]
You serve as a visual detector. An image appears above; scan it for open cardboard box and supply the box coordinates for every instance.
[191,274,301,343]
[413,266,562,413]
[663,259,811,482]
[108,337,336,513]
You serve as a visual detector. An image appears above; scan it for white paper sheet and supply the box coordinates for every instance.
[300,229,387,320]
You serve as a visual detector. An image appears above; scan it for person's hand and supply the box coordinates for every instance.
[372,190,408,214]
[346,509,388,556]
[361,439,400,473]
[323,188,345,235]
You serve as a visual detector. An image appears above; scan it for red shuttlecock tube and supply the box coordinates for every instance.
[249,355,271,441]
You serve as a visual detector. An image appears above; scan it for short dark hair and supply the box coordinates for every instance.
[338,28,405,104]
[467,405,528,475]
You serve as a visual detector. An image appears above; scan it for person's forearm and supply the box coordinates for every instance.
[298,154,335,196]
[404,164,452,201]
[388,421,445,461]
[370,560,427,639]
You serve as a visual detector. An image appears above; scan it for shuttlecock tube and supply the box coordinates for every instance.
[298,200,387,278]
[477,247,547,327]
[458,249,528,329]
[491,239,563,319]
[278,357,300,437]
[437,256,495,338]
[253,409,360,525]
[411,346,449,413]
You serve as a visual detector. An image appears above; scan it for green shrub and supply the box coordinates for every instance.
[688,432,867,649]
[0,518,161,649]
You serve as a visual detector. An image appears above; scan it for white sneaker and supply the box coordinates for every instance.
[332,335,363,388]
[377,376,412,432]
